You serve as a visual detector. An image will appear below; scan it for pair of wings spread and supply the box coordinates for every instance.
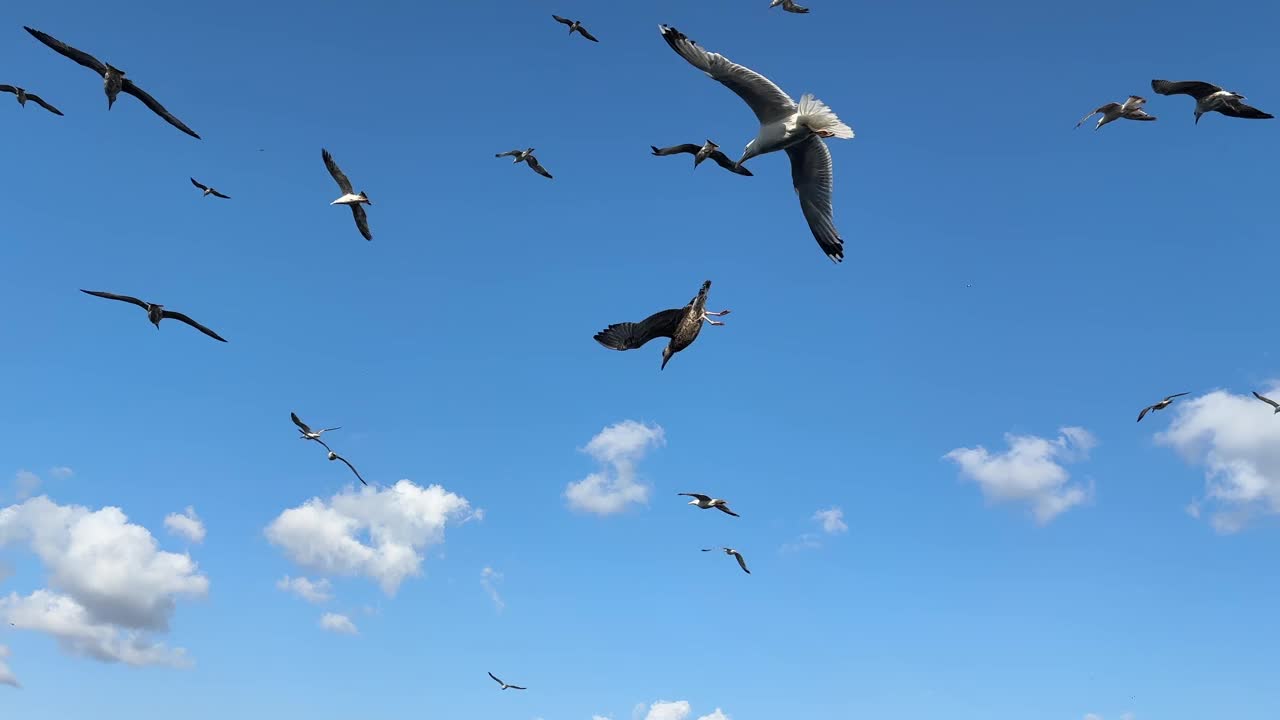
[322,149,373,241]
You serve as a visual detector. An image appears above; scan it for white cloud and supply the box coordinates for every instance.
[644,701,691,720]
[944,427,1096,524]
[1155,388,1280,532]
[319,612,357,635]
[265,480,477,595]
[0,644,16,688]
[1084,715,1103,720]
[1,590,190,667]
[813,507,847,534]
[480,566,504,612]
[565,421,665,515]
[276,576,332,604]
[697,711,730,720]
[163,507,205,544]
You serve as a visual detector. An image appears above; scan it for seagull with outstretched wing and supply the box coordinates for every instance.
[1151,79,1273,124]
[552,15,599,42]
[651,140,754,176]
[322,148,373,241]
[1253,391,1280,414]
[1076,95,1156,131]
[679,493,740,517]
[0,85,63,115]
[702,547,751,574]
[80,290,226,342]
[1136,392,1189,422]
[488,672,527,690]
[291,412,341,451]
[190,178,230,199]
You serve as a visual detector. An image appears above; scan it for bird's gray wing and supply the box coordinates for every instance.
[1126,109,1157,121]
[594,308,684,350]
[25,94,64,116]
[80,289,149,310]
[1151,79,1221,99]
[526,155,553,179]
[350,204,373,241]
[0,85,15,95]
[191,177,209,191]
[1137,405,1153,423]
[715,504,740,517]
[322,148,355,194]
[733,552,751,574]
[488,672,503,685]
[1075,104,1116,128]
[121,79,200,139]
[309,436,333,453]
[1217,100,1274,120]
[659,25,796,124]
[1123,95,1148,110]
[1165,392,1190,401]
[162,309,228,342]
[786,135,843,263]
[552,15,574,26]
[577,26,599,42]
[320,427,342,433]
[651,144,702,156]
[784,0,811,12]
[678,493,713,502]
[709,150,753,175]
[291,412,314,435]
[508,685,527,690]
[495,150,522,158]
[24,27,108,75]
[1253,391,1280,408]
[209,188,231,199]
[334,454,368,486]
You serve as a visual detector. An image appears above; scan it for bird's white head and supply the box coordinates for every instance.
[736,140,760,167]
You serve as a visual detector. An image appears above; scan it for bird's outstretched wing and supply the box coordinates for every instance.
[577,25,599,42]
[1151,79,1221,99]
[658,25,796,125]
[1126,109,1157,121]
[1217,100,1274,120]
[708,150,753,175]
[507,685,527,690]
[526,155,553,179]
[209,188,231,199]
[24,27,108,75]
[291,412,315,435]
[322,148,355,194]
[651,144,701,156]
[679,493,713,502]
[333,454,368,485]
[1075,104,1116,128]
[0,85,15,95]
[495,150,523,158]
[122,79,201,138]
[488,672,504,686]
[594,308,684,350]
[1137,405,1155,423]
[191,177,210,192]
[715,504,740,517]
[80,289,149,309]
[1253,391,1280,408]
[350,204,373,241]
[552,15,574,27]
[161,309,228,342]
[1165,392,1190,401]
[26,93,64,115]
[732,551,751,574]
[783,0,811,12]
[786,135,843,263]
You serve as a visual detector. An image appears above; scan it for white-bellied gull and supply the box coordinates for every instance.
[495,148,553,179]
[322,148,373,241]
[488,672,527,690]
[651,141,753,176]
[1136,392,1188,422]
[552,15,599,42]
[291,412,341,451]
[702,547,751,574]
[679,493,740,517]
[1076,95,1156,131]
[1151,80,1274,124]
[190,178,230,199]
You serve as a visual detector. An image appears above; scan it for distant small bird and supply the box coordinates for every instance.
[487,672,526,691]
[594,280,729,370]
[651,141,753,176]
[0,85,63,115]
[1075,95,1156,131]
[552,15,599,42]
[495,148,554,179]
[679,493,740,517]
[327,451,367,486]
[1136,392,1189,422]
[702,547,751,574]
[322,148,373,241]
[23,26,200,138]
[770,0,811,13]
[80,290,226,342]
[1252,391,1280,414]
[1151,79,1274,124]
[291,412,340,450]
[190,177,230,199]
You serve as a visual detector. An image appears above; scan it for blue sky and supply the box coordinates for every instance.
[2,0,1279,718]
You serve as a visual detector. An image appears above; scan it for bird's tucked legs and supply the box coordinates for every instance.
[704,309,730,316]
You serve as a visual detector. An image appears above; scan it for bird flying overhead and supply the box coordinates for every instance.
[679,493,740,517]
[488,672,527,690]
[658,25,852,263]
[1136,392,1189,422]
[702,547,751,574]
[322,148,373,241]
[552,15,599,42]
[770,0,811,13]
[593,280,729,370]
[190,178,230,199]
[327,451,367,486]
[1253,391,1280,414]
[1076,95,1156,131]
[495,148,553,179]
[23,26,200,138]
[1151,79,1274,124]
[80,290,226,342]
[0,85,63,115]
[291,412,341,451]
[651,141,754,176]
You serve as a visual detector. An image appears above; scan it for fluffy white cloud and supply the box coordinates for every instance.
[813,507,847,534]
[1,590,190,667]
[1084,715,1103,720]
[163,507,205,544]
[1155,388,1280,532]
[0,644,16,688]
[480,566,504,612]
[697,711,730,720]
[265,480,477,595]
[276,576,332,604]
[644,701,691,720]
[944,427,1095,524]
[565,421,664,515]
[319,612,357,635]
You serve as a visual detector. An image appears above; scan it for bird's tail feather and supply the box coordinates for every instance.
[796,93,854,138]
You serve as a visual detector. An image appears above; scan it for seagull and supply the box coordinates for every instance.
[770,0,811,13]
[495,148,553,179]
[593,280,729,370]
[322,148,373,241]
[291,412,340,450]
[678,493,740,517]
[1136,392,1189,422]
[23,26,200,138]
[702,547,751,574]
[487,672,527,691]
[1252,391,1280,414]
[658,25,852,263]
[651,141,754,176]
[327,451,367,486]
[1151,80,1274,124]
[552,15,599,42]
[0,85,63,115]
[1075,95,1156,131]
[190,178,230,199]
[79,290,226,342]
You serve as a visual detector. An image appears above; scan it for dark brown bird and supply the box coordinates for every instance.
[80,290,226,342]
[552,15,599,42]
[190,178,230,199]
[593,281,729,370]
[651,141,753,176]
[0,85,63,115]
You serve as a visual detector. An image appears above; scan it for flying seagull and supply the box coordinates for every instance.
[651,141,753,176]
[702,547,751,574]
[1151,79,1274,124]
[679,493,740,517]
[770,0,811,13]
[23,26,200,138]
[80,290,226,342]
[190,178,230,199]
[1136,392,1189,422]
[593,280,729,370]
[495,148,553,179]
[487,672,527,691]
[0,85,63,115]
[327,451,368,486]
[1076,95,1156,131]
[658,25,852,263]
[291,412,340,450]
[552,15,599,42]
[1253,391,1280,414]
[322,148,373,241]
